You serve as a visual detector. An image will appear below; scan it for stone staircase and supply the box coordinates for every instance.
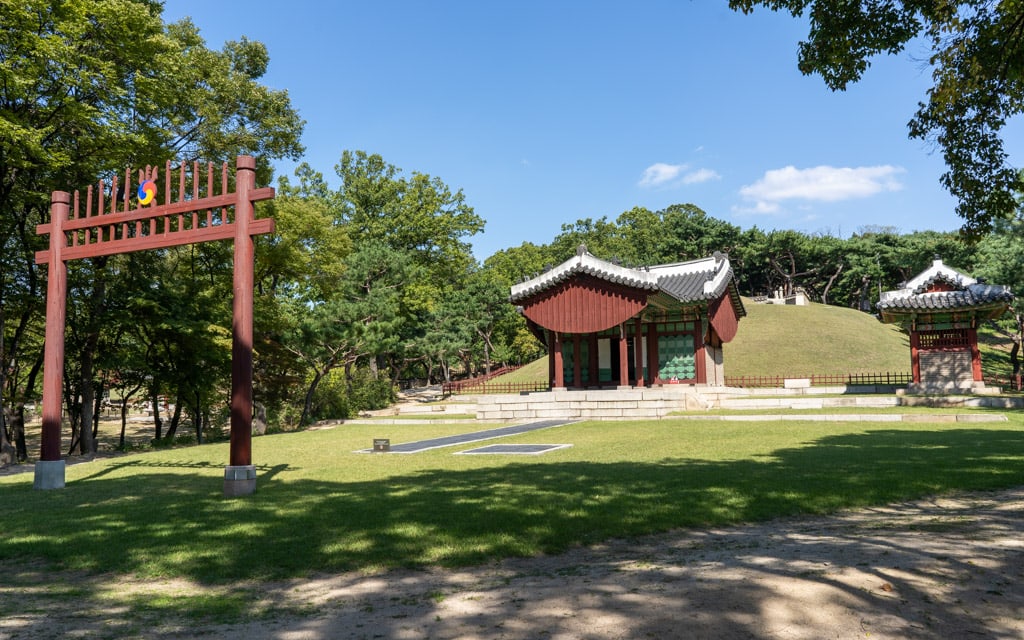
[475,387,717,421]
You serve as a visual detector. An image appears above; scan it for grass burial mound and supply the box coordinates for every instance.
[497,299,913,385]
[723,299,911,377]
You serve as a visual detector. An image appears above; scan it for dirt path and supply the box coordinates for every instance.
[3,486,1022,639]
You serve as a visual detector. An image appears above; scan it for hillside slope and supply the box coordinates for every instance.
[500,299,913,383]
[723,299,910,377]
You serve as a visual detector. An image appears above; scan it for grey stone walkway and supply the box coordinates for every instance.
[357,419,576,453]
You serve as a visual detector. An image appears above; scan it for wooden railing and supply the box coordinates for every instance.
[443,380,551,396]
[442,366,549,396]
[724,372,913,388]
[983,374,1023,391]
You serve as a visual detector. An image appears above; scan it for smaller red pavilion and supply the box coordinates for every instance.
[510,246,745,389]
[877,257,1013,392]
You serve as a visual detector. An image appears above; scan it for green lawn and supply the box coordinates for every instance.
[3,414,1023,589]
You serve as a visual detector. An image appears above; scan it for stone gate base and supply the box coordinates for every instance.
[33,459,66,490]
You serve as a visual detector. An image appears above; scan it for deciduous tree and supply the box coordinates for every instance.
[730,0,1024,236]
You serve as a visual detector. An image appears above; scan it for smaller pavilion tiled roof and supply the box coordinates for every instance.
[510,245,744,314]
[876,257,1013,314]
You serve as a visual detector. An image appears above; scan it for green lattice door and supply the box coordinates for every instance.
[658,334,695,381]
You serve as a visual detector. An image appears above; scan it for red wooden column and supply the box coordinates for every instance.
[35,191,70,489]
[547,331,556,388]
[225,156,257,496]
[968,328,983,381]
[633,317,645,387]
[646,326,658,385]
[588,335,599,386]
[910,331,921,383]
[552,332,565,388]
[618,324,629,387]
[695,335,707,384]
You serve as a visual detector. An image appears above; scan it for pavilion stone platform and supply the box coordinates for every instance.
[476,386,724,421]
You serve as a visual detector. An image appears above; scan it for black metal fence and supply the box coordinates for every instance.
[724,372,913,388]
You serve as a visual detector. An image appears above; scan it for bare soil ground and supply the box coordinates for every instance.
[2,486,1022,639]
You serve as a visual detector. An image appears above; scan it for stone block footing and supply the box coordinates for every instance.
[33,459,66,490]
[224,465,256,497]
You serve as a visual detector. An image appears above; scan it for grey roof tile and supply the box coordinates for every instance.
[876,285,1014,312]
[510,248,740,309]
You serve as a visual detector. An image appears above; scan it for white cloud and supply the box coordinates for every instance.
[738,165,905,213]
[682,168,721,185]
[732,200,780,215]
[638,163,686,188]
[639,163,721,188]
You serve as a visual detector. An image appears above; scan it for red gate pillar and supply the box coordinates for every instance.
[35,191,69,489]
[224,156,257,497]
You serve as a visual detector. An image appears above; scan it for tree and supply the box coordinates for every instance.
[0,0,303,455]
[280,241,421,426]
[549,217,628,264]
[974,177,1024,385]
[335,150,484,285]
[484,242,555,288]
[446,270,517,375]
[658,204,742,262]
[730,1,1024,236]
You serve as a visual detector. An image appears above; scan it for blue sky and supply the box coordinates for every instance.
[162,1,1023,261]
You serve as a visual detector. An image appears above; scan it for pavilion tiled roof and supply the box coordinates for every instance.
[876,257,1013,313]
[509,249,659,302]
[876,285,1014,312]
[510,245,743,314]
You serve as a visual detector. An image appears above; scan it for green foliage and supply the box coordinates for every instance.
[729,0,1024,237]
[307,369,350,421]
[346,368,397,413]
[336,150,484,286]
[306,368,397,421]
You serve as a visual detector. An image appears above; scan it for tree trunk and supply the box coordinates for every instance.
[77,368,95,455]
[91,382,104,441]
[119,399,129,450]
[0,408,14,466]
[821,262,845,306]
[192,389,204,444]
[1014,313,1022,391]
[301,370,325,427]
[150,387,163,441]
[164,395,182,440]
[12,405,26,462]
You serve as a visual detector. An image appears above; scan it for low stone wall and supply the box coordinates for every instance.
[475,387,709,421]
[473,384,1022,419]
[720,395,900,410]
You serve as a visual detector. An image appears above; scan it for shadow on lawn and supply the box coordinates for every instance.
[2,427,1023,637]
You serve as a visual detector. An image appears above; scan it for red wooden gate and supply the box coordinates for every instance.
[34,156,274,496]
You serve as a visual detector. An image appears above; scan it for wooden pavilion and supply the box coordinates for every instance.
[510,246,745,389]
[877,257,1013,391]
